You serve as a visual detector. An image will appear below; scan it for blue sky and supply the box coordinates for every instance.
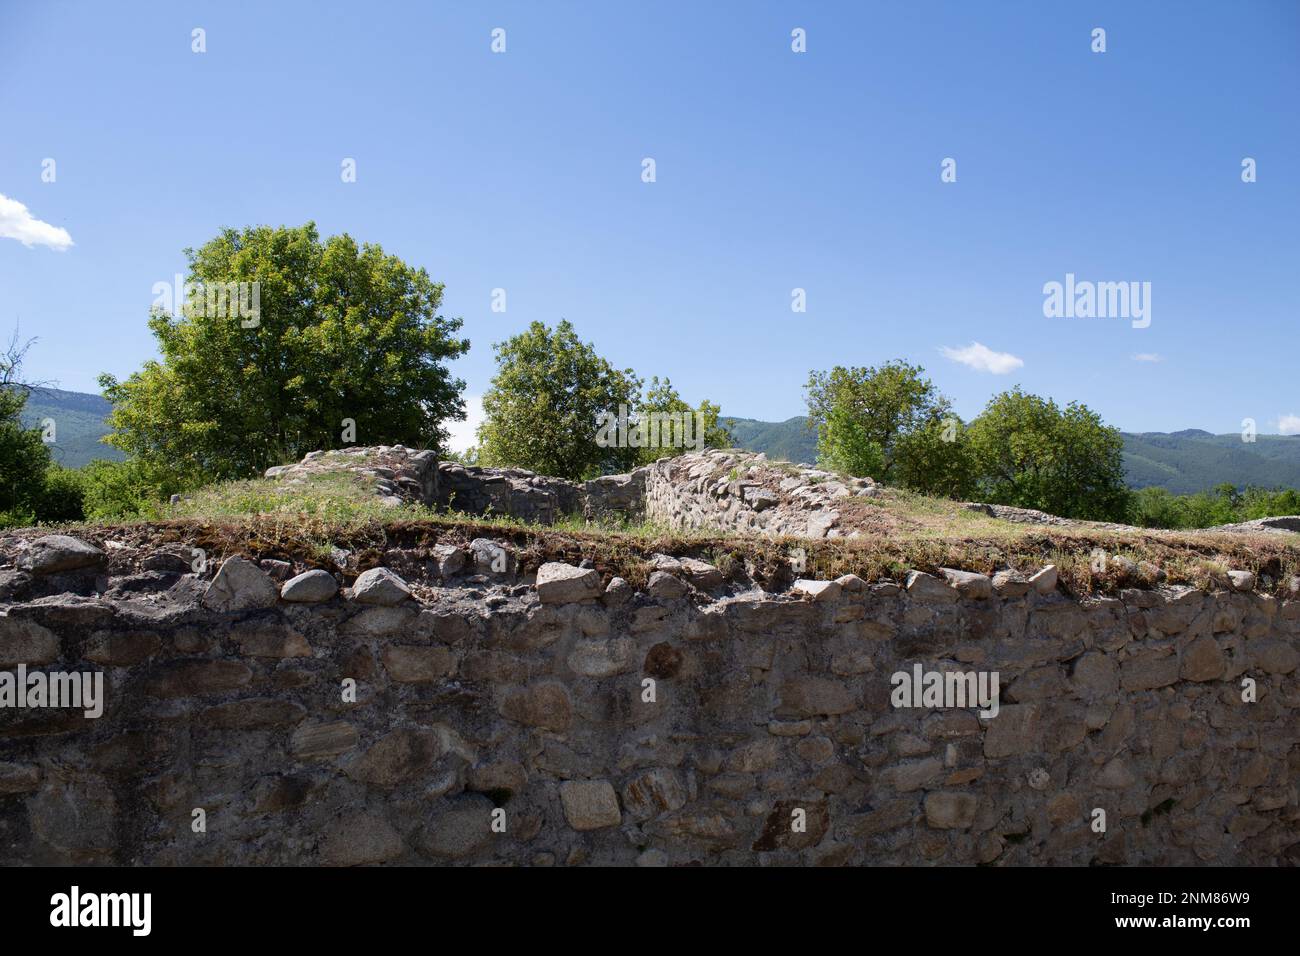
[1,0,1297,449]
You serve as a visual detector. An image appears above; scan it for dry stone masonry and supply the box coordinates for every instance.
[264,445,646,524]
[1,526,1298,866]
[642,450,876,538]
[262,445,870,536]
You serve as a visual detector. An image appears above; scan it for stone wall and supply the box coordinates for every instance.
[642,449,876,538]
[2,534,1297,866]
[262,445,877,535]
[434,462,646,525]
[264,445,647,524]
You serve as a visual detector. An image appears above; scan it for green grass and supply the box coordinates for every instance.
[9,454,1297,598]
[159,471,414,523]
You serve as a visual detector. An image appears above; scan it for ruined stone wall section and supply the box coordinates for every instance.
[264,445,649,524]
[1,538,1297,866]
[264,445,868,533]
[642,450,872,538]
[434,463,647,525]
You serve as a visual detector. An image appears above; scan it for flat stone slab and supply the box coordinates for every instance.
[647,571,689,600]
[1227,569,1256,592]
[1029,565,1058,595]
[679,557,724,588]
[536,562,602,604]
[559,780,622,830]
[906,570,957,604]
[792,579,842,603]
[18,535,104,575]
[940,568,992,600]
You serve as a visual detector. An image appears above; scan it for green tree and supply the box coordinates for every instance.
[893,409,976,499]
[1242,486,1300,520]
[804,361,946,480]
[966,387,1129,521]
[814,405,886,479]
[634,376,733,465]
[477,320,642,480]
[99,223,469,485]
[0,335,54,523]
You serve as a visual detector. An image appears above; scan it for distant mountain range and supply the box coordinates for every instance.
[722,416,820,466]
[1121,429,1300,494]
[721,416,1300,496]
[17,388,125,468]
[15,390,1300,495]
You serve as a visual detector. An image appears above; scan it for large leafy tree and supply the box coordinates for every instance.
[477,320,642,480]
[99,223,469,484]
[804,360,946,480]
[635,376,732,466]
[966,387,1129,521]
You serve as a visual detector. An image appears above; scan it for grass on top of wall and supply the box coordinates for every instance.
[5,464,1297,597]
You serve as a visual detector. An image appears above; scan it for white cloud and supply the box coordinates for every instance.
[1132,353,1163,363]
[940,342,1024,375]
[1278,414,1300,436]
[0,193,73,250]
[446,394,484,452]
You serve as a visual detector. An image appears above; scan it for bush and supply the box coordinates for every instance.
[78,459,177,520]
[1,338,54,518]
[1127,486,1183,528]
[33,464,86,522]
[0,507,36,530]
[893,413,976,499]
[1128,483,1300,530]
[478,320,642,480]
[635,377,732,466]
[815,406,886,478]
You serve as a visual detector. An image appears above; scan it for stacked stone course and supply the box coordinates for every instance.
[1,530,1297,866]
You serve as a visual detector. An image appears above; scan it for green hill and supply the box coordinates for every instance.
[16,387,126,468]
[1121,429,1300,494]
[722,416,818,465]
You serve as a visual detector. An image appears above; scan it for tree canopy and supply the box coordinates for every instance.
[99,223,469,485]
[476,322,732,481]
[806,363,1130,521]
[804,361,947,481]
[965,387,1129,521]
[635,376,733,466]
[477,320,643,480]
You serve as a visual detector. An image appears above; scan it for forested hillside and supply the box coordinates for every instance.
[16,387,125,468]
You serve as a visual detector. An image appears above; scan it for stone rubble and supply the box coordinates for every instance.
[535,563,602,605]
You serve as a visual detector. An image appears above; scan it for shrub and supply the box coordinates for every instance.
[78,459,176,520]
[33,464,86,523]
